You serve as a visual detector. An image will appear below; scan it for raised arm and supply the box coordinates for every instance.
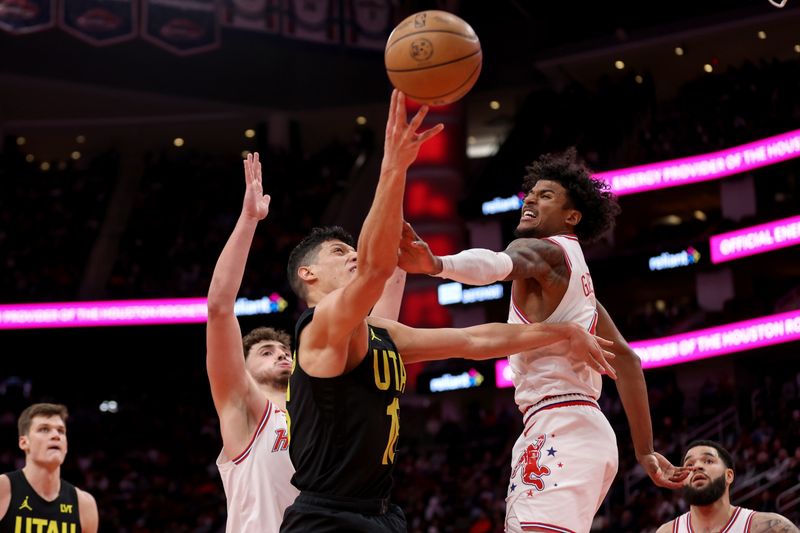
[370,267,407,321]
[301,91,443,374]
[596,301,690,489]
[398,222,563,286]
[206,153,268,415]
[370,316,615,376]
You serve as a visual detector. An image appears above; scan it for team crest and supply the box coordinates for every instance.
[511,434,551,490]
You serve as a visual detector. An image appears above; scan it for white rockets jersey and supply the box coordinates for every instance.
[507,234,602,410]
[671,507,756,533]
[216,400,298,532]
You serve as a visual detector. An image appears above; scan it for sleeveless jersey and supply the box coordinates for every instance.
[216,399,298,532]
[507,234,602,410]
[0,470,81,533]
[671,506,756,533]
[287,308,406,500]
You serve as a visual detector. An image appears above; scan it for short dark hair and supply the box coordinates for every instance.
[683,440,735,472]
[242,327,291,360]
[18,403,68,437]
[287,226,355,299]
[522,147,620,243]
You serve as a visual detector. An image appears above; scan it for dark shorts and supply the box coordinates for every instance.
[280,491,407,533]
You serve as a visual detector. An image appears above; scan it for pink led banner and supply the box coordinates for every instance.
[489,310,800,382]
[595,129,800,196]
[631,309,800,369]
[0,295,287,330]
[710,214,800,264]
[495,359,514,388]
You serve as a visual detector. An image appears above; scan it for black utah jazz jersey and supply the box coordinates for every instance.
[287,308,406,500]
[0,469,82,533]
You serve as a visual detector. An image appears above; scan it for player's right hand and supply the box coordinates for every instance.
[242,152,270,221]
[381,89,444,174]
[398,221,442,275]
[561,323,617,379]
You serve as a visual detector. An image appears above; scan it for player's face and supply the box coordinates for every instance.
[681,446,732,506]
[313,240,358,292]
[246,340,292,388]
[19,415,67,468]
[516,180,575,238]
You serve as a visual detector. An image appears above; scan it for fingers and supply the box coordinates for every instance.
[594,336,614,347]
[243,153,253,183]
[407,104,429,133]
[254,152,262,184]
[417,123,445,144]
[592,347,617,379]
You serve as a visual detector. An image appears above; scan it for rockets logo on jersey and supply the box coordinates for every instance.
[511,434,551,491]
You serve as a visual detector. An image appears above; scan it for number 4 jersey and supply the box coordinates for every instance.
[287,308,406,500]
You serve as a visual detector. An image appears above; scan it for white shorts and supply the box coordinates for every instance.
[505,395,618,533]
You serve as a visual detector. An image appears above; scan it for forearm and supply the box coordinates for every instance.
[357,166,405,275]
[458,322,565,359]
[207,215,259,313]
[433,249,514,285]
[370,267,406,321]
[615,351,655,457]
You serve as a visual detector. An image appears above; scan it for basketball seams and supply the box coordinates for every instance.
[386,49,481,73]
[398,59,481,101]
[385,29,478,51]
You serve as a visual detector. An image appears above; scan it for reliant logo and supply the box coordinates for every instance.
[429,369,484,393]
[438,282,504,306]
[481,194,523,215]
[648,247,701,271]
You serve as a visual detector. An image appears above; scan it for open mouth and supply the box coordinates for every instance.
[521,208,538,221]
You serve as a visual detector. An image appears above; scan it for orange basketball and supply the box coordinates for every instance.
[385,10,482,106]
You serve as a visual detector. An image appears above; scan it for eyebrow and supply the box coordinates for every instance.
[684,452,717,462]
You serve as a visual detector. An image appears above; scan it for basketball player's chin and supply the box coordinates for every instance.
[514,224,541,239]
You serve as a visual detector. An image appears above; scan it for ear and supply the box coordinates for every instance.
[726,468,734,486]
[565,208,582,227]
[19,435,29,454]
[298,265,316,283]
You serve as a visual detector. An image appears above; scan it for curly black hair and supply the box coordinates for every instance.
[287,226,355,300]
[522,147,620,243]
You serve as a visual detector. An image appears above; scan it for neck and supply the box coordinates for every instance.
[258,382,287,410]
[22,463,61,499]
[691,498,734,530]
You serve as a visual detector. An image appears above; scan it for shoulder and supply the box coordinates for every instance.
[0,474,10,520]
[750,512,799,532]
[655,521,675,533]
[77,488,99,532]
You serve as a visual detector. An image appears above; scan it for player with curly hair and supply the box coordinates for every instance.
[400,148,690,533]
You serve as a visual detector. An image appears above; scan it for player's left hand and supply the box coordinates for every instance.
[638,451,693,489]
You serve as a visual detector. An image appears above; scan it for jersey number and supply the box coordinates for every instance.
[382,398,400,465]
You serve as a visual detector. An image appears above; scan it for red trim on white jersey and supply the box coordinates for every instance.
[232,400,272,465]
[686,507,742,533]
[543,237,572,275]
[511,294,532,324]
[743,511,754,533]
[588,310,598,335]
[520,522,576,533]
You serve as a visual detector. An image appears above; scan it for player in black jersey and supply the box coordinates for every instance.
[280,91,616,532]
[0,403,98,533]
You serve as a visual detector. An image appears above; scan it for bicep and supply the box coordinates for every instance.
[79,491,99,533]
[206,312,251,409]
[503,239,564,283]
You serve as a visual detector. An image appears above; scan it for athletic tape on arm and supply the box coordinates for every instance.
[434,249,513,286]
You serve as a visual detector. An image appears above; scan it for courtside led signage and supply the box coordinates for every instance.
[710,215,800,264]
[596,129,800,196]
[437,282,504,306]
[648,247,701,271]
[429,368,485,393]
[0,295,288,329]
[632,309,800,369]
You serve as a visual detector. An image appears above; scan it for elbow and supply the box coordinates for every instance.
[207,299,234,318]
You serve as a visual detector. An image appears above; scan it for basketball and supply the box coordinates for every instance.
[384,10,482,106]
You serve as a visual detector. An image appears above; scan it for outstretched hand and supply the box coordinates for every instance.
[639,451,693,489]
[398,221,442,275]
[242,152,270,221]
[381,89,444,173]
[560,323,617,380]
